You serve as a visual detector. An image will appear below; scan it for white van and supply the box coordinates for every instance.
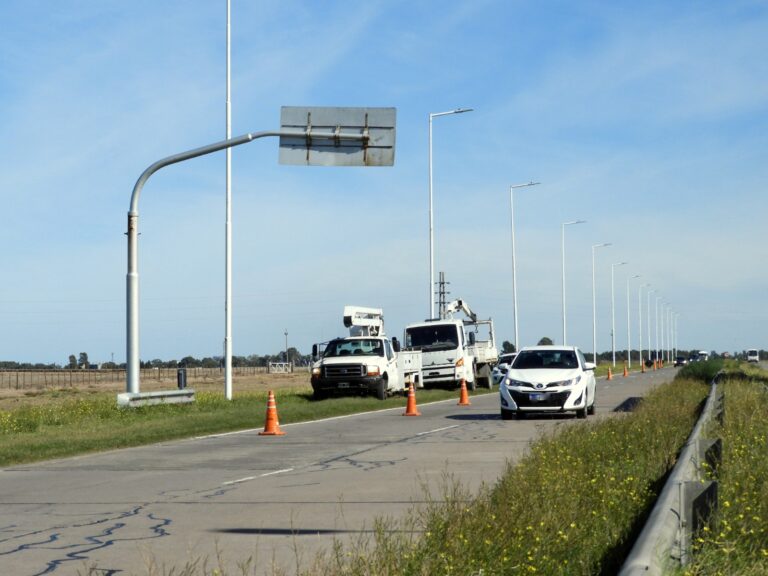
[747,349,759,363]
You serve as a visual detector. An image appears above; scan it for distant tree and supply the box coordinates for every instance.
[502,340,516,353]
[179,356,200,368]
[68,355,78,369]
[101,361,118,370]
[537,337,553,346]
[78,352,89,368]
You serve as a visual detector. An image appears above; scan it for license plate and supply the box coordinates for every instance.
[530,393,549,402]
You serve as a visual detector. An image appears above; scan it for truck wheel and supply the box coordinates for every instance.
[466,378,476,391]
[376,377,388,401]
[312,388,326,401]
[478,364,492,388]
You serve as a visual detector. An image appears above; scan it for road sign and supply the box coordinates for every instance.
[279,106,396,167]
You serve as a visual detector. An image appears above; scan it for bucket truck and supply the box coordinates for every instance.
[311,306,422,400]
[403,299,498,390]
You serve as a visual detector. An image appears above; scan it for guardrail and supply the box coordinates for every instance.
[619,373,724,575]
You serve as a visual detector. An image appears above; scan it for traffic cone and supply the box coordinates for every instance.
[641,360,646,373]
[457,378,471,406]
[259,390,285,435]
[607,367,613,381]
[623,362,629,377]
[403,383,421,416]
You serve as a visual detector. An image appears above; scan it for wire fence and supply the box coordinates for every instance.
[0,366,307,390]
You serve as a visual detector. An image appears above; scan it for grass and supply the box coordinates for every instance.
[679,364,768,575]
[0,387,484,467]
[297,376,708,576]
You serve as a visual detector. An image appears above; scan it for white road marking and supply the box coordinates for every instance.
[223,468,294,486]
[416,424,459,436]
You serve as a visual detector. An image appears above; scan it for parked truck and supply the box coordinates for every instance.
[403,299,498,390]
[310,306,422,400]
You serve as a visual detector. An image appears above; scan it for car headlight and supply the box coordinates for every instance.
[551,375,581,387]
[506,378,528,387]
[312,367,321,376]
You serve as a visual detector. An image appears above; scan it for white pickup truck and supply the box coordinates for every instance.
[404,299,498,390]
[310,306,422,400]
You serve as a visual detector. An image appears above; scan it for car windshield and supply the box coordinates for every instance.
[405,325,460,351]
[513,350,579,370]
[498,354,516,365]
[323,339,384,358]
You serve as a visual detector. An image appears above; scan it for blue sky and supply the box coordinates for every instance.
[1,1,767,365]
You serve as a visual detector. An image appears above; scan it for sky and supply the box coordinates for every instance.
[1,0,767,365]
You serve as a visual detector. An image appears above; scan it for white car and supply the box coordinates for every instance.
[491,353,517,386]
[499,345,596,420]
[747,349,759,363]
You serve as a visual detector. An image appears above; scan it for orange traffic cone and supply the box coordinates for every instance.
[653,360,657,370]
[259,390,285,435]
[457,379,471,406]
[641,360,646,374]
[623,362,629,377]
[403,383,421,416]
[607,367,613,381]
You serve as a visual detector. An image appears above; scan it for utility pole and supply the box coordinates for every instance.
[284,329,289,364]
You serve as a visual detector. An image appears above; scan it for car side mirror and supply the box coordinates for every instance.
[468,332,476,346]
[392,337,401,353]
[584,362,596,371]
[312,344,318,361]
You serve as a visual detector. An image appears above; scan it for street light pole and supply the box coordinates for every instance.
[647,288,654,364]
[591,243,611,364]
[561,219,586,345]
[509,181,540,350]
[428,108,473,319]
[224,0,234,400]
[638,283,649,367]
[610,261,627,367]
[627,274,640,369]
[655,296,661,365]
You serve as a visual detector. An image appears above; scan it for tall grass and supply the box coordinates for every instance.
[306,377,708,576]
[682,371,768,575]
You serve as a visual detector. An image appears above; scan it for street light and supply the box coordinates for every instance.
[561,219,586,345]
[647,288,654,364]
[626,274,640,369]
[591,243,611,364]
[428,107,473,319]
[610,261,627,367]
[224,0,234,400]
[638,283,649,367]
[655,295,662,365]
[509,181,540,349]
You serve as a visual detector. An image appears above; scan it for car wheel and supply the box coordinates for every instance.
[588,397,596,415]
[576,397,588,419]
[500,408,515,421]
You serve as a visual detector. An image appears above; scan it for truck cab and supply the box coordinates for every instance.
[404,299,498,390]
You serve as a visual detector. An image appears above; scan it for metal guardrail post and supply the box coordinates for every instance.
[619,373,723,575]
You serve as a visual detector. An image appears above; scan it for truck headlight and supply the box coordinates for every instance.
[367,366,380,377]
[312,367,321,376]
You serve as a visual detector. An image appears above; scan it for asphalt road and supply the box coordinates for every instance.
[1,367,674,575]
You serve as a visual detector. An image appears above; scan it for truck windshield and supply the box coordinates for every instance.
[405,325,460,351]
[323,339,385,358]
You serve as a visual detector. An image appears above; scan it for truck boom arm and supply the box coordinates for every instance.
[444,299,478,322]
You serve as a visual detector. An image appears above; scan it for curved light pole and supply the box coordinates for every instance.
[224,0,233,400]
[561,219,586,345]
[509,181,540,349]
[591,243,611,363]
[610,261,627,367]
[626,274,640,368]
[428,107,473,319]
